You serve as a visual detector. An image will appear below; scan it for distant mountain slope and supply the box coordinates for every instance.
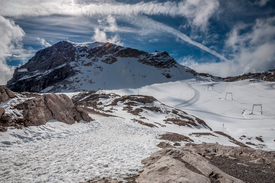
[7,41,195,92]
[192,69,275,82]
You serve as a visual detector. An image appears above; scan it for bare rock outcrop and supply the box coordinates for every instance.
[137,155,211,183]
[137,147,245,183]
[0,86,16,103]
[14,93,92,126]
[4,93,92,127]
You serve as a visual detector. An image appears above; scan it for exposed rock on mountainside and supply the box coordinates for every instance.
[223,70,275,82]
[0,87,92,131]
[6,41,195,92]
[72,92,212,131]
[7,41,77,92]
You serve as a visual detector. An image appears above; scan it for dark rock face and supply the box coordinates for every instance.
[14,94,92,126]
[23,41,76,72]
[139,51,177,68]
[0,86,16,103]
[8,64,75,92]
[7,41,76,92]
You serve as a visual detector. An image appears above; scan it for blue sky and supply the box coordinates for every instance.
[0,0,275,84]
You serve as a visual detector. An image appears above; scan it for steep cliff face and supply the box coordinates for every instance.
[6,41,195,92]
[7,41,77,92]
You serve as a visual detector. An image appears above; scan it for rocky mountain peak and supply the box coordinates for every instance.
[6,41,194,92]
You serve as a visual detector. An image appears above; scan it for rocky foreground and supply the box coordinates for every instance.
[88,143,275,183]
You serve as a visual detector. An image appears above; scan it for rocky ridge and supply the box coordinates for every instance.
[0,86,92,132]
[72,91,212,131]
[191,69,275,82]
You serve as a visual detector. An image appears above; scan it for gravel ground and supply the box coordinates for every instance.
[208,155,275,183]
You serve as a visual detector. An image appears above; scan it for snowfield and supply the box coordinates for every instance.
[0,117,159,183]
[110,79,275,150]
[0,78,275,182]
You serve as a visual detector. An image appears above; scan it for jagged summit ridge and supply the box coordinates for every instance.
[7,41,195,92]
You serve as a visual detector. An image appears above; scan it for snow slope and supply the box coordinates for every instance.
[42,55,194,92]
[110,79,275,150]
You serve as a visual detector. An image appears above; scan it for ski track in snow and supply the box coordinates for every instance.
[174,81,200,108]
[0,117,159,183]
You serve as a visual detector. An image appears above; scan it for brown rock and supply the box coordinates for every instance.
[0,107,4,118]
[157,142,173,149]
[0,86,16,103]
[15,93,93,126]
[137,156,211,183]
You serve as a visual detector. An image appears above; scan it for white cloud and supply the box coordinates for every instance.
[93,15,123,45]
[0,0,219,30]
[36,37,52,48]
[226,17,275,74]
[180,57,242,77]
[92,28,122,45]
[0,16,25,85]
[182,16,275,77]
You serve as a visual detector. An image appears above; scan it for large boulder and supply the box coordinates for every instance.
[14,93,92,126]
[0,86,16,103]
[137,155,210,183]
[137,147,245,183]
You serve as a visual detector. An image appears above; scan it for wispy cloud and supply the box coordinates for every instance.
[255,0,270,7]
[1,0,219,31]
[124,15,229,61]
[0,16,25,85]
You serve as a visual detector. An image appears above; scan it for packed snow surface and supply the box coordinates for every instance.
[0,117,159,183]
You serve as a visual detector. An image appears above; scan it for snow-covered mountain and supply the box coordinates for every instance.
[6,41,195,92]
